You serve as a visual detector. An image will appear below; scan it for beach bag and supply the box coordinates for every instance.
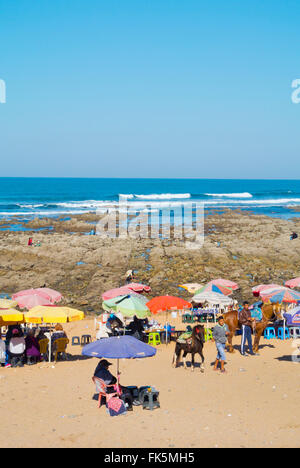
[106,396,127,417]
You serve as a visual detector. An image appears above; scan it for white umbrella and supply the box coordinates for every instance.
[192,291,233,306]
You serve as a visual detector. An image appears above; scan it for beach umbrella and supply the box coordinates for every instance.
[24,306,85,363]
[14,294,53,310]
[102,287,135,301]
[208,278,239,290]
[252,284,284,296]
[0,308,24,326]
[0,299,17,309]
[102,295,151,319]
[146,296,192,315]
[260,287,300,304]
[24,306,84,324]
[126,283,151,293]
[283,307,300,326]
[195,283,233,296]
[178,283,203,294]
[192,291,233,306]
[285,277,300,289]
[82,335,156,380]
[12,288,62,304]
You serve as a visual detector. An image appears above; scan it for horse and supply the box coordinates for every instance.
[172,325,205,372]
[224,303,282,353]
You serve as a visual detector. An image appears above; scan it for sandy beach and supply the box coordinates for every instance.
[0,317,299,448]
[1,210,300,448]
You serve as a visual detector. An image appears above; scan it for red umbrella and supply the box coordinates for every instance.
[285,277,300,289]
[146,296,192,315]
[126,283,151,293]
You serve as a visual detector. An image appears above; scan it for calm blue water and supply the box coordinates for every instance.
[0,178,300,222]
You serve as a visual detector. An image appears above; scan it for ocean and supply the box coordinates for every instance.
[0,178,300,222]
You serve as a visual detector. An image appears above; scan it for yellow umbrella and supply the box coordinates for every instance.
[24,306,84,324]
[0,299,18,309]
[0,308,24,326]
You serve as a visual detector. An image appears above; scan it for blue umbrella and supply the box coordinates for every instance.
[82,335,156,359]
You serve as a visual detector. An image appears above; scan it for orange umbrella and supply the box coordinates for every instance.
[146,296,192,315]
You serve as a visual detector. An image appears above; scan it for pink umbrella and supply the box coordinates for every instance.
[15,294,52,310]
[12,288,62,303]
[252,284,284,296]
[208,278,239,290]
[285,277,300,289]
[102,287,134,301]
[260,287,300,304]
[126,283,151,293]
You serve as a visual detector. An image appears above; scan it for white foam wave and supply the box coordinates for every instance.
[205,192,253,198]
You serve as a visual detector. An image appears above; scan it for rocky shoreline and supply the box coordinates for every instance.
[0,210,300,311]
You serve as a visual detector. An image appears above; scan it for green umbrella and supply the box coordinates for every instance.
[102,295,151,319]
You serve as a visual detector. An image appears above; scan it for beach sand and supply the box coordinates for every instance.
[0,317,299,448]
[1,209,300,448]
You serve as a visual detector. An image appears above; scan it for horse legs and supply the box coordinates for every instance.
[172,345,181,368]
[199,350,205,373]
[182,351,188,370]
[191,353,195,372]
[253,324,264,353]
[226,331,235,353]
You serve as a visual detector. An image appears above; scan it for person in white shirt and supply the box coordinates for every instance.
[9,329,25,367]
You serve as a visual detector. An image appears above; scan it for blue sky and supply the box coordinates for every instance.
[0,0,299,178]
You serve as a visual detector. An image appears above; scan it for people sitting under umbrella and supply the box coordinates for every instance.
[93,359,133,411]
[127,315,145,341]
[106,313,123,337]
[8,329,26,367]
[51,324,68,355]
[25,329,41,365]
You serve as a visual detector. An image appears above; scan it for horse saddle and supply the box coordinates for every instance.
[177,332,192,345]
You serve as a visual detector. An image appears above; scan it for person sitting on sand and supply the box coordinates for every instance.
[8,329,26,367]
[94,359,133,411]
[25,329,41,365]
[213,316,229,373]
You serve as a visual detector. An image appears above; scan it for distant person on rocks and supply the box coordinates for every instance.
[290,232,298,240]
[125,269,134,284]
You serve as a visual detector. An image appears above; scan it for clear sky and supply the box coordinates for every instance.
[0,0,299,178]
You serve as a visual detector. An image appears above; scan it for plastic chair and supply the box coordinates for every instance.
[72,336,80,346]
[39,338,49,360]
[81,334,92,345]
[289,327,300,339]
[204,328,213,342]
[264,327,276,339]
[277,327,290,340]
[53,338,69,361]
[92,376,119,408]
[148,332,161,346]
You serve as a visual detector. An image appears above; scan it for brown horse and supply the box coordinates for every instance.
[172,325,205,372]
[224,303,282,353]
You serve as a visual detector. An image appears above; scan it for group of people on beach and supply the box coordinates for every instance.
[213,301,259,373]
[0,324,68,368]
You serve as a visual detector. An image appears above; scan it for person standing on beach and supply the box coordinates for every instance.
[240,301,257,356]
[213,316,229,373]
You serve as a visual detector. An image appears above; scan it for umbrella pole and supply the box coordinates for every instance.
[49,326,52,364]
